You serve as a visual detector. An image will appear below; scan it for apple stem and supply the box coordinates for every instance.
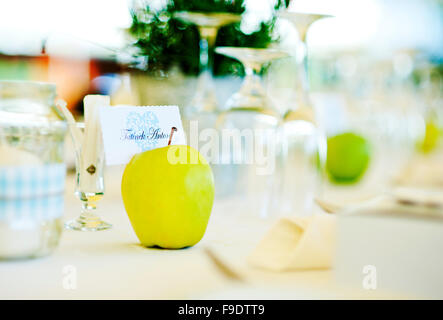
[168,127,177,146]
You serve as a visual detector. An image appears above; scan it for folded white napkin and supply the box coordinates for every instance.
[248,214,336,271]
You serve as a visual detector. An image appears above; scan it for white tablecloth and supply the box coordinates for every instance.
[0,166,405,300]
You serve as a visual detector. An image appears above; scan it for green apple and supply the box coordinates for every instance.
[326,132,371,183]
[121,145,214,249]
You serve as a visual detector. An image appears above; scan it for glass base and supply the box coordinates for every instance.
[64,213,112,232]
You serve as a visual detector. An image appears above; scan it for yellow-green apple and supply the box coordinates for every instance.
[121,145,214,249]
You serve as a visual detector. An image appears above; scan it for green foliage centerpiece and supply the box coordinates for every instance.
[128,0,290,76]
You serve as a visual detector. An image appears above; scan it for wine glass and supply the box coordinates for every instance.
[174,12,241,119]
[271,12,332,217]
[279,12,333,96]
[278,11,332,120]
[213,47,288,218]
[64,122,111,231]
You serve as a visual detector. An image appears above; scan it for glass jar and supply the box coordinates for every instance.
[0,81,66,259]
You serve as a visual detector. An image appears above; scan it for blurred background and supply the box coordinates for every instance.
[1,0,441,113]
[1,0,442,200]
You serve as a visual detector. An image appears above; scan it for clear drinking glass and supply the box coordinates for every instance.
[272,119,324,216]
[64,121,111,231]
[0,81,66,259]
[213,47,288,218]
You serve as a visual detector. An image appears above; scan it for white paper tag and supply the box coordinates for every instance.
[99,105,186,165]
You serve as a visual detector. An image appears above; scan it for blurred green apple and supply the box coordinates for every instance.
[122,145,214,249]
[326,132,371,183]
[418,120,440,154]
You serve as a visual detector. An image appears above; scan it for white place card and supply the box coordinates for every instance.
[99,105,186,165]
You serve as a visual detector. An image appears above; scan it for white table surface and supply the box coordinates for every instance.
[0,166,407,300]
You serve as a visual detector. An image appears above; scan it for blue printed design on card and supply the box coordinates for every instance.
[125,111,161,152]
[100,105,186,165]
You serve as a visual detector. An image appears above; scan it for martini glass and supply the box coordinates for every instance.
[214,47,288,218]
[174,12,241,120]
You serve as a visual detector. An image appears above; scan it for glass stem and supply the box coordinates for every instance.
[296,40,311,106]
[240,62,265,97]
[199,36,210,73]
[79,200,99,221]
[302,41,309,91]
[193,27,218,113]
